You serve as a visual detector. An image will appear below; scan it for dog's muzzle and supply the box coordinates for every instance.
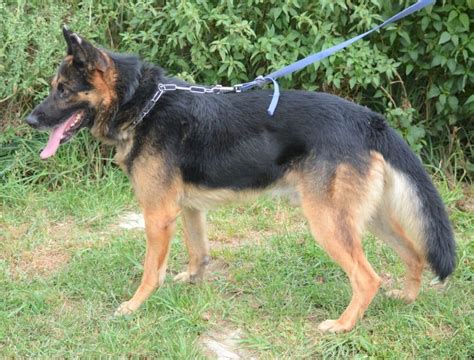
[25,114,40,128]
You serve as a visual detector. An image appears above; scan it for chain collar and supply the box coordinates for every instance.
[130,82,243,129]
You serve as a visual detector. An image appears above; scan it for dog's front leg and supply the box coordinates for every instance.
[115,203,180,316]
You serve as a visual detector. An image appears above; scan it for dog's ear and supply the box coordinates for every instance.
[62,25,108,72]
[63,25,74,55]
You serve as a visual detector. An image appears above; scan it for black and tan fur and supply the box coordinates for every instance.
[26,28,456,332]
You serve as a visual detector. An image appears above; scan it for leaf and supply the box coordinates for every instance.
[451,35,459,47]
[465,95,474,105]
[408,50,418,61]
[421,16,430,31]
[37,78,49,86]
[448,96,459,110]
[399,30,411,45]
[431,54,445,67]
[439,32,451,44]
[217,63,227,75]
[439,94,447,106]
[447,10,457,23]
[459,13,469,30]
[374,90,383,98]
[349,77,357,89]
[409,126,425,141]
[389,31,397,45]
[447,59,457,73]
[272,8,282,21]
[373,76,380,87]
[467,40,474,53]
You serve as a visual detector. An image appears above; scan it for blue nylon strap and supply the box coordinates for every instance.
[265,77,280,115]
[240,0,435,115]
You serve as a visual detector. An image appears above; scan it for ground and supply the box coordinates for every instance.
[0,175,473,358]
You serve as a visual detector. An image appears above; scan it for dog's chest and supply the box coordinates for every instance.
[114,139,134,172]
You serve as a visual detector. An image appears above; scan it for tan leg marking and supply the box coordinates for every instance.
[302,197,381,332]
[299,155,385,332]
[369,157,426,303]
[115,203,179,316]
[174,208,209,283]
[388,219,425,302]
[115,153,182,316]
[371,216,425,303]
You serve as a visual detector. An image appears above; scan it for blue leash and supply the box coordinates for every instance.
[240,0,435,115]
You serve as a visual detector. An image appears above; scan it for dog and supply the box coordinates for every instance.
[26,27,456,333]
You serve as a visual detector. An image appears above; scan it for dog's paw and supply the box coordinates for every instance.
[173,271,192,283]
[385,289,416,303]
[173,271,199,283]
[318,319,353,333]
[114,301,137,316]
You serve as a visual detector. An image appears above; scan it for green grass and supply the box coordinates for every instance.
[1,162,472,358]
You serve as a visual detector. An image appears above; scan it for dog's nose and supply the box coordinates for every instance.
[25,114,39,127]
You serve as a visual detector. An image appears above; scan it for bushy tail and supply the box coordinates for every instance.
[369,119,456,280]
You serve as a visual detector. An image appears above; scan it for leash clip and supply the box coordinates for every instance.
[254,75,268,87]
[233,84,243,93]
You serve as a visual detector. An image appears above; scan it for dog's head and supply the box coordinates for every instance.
[26,26,118,159]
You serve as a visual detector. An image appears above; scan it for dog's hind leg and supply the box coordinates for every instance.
[368,165,427,303]
[301,197,381,332]
[370,215,425,303]
[299,153,385,332]
[174,208,210,283]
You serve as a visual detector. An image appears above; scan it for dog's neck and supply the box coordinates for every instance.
[94,53,165,144]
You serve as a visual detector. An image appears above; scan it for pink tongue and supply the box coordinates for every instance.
[40,113,77,159]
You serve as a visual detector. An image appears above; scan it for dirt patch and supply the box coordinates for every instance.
[380,272,394,288]
[456,184,474,213]
[46,219,79,243]
[200,326,257,360]
[5,219,77,278]
[210,238,247,250]
[209,230,267,250]
[426,323,455,340]
[2,223,30,241]
[14,246,70,278]
[206,258,231,282]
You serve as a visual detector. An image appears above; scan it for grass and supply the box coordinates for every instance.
[1,157,473,359]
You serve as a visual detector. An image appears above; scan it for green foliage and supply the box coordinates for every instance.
[0,0,472,180]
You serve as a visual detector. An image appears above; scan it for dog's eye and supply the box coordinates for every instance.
[57,83,70,99]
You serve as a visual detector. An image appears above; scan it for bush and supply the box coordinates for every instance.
[0,0,472,181]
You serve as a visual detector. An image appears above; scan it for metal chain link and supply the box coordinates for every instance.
[158,83,242,94]
[130,82,243,129]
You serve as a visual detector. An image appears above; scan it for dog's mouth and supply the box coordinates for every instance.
[40,110,86,159]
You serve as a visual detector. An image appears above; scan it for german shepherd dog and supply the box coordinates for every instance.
[26,27,456,332]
